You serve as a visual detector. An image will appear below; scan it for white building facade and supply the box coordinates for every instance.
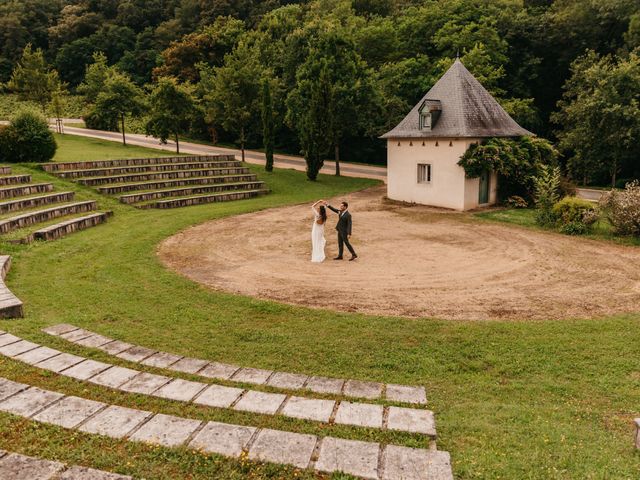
[382,59,531,211]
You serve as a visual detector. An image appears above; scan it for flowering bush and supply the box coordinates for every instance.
[552,196,599,235]
[505,195,528,208]
[600,180,640,236]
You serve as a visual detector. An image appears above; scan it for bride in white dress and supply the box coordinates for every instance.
[311,200,327,263]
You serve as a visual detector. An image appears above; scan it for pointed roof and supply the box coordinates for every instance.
[381,59,532,139]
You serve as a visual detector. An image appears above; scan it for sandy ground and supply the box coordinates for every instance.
[158,186,640,320]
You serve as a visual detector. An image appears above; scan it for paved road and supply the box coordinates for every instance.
[576,188,605,202]
[60,126,388,182]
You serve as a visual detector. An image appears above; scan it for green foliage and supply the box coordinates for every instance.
[458,136,558,200]
[552,197,599,235]
[261,79,275,172]
[600,180,640,236]
[0,94,83,121]
[533,164,561,227]
[145,77,197,153]
[0,109,56,163]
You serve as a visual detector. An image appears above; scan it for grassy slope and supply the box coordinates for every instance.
[0,136,639,479]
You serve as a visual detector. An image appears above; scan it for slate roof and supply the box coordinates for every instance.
[381,59,532,139]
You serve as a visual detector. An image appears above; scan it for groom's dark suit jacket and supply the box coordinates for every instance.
[327,205,352,237]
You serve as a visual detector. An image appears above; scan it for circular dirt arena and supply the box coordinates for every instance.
[158,186,640,320]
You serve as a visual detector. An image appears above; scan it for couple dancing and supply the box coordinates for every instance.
[310,199,358,263]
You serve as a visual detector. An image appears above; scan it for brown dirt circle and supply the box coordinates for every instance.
[158,186,640,321]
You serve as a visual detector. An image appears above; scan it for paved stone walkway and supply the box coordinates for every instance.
[0,330,436,436]
[0,377,452,480]
[0,449,132,479]
[42,324,427,405]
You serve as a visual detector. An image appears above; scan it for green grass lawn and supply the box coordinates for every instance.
[1,136,639,479]
[476,207,640,247]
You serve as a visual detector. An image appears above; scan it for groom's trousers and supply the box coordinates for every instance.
[338,232,357,258]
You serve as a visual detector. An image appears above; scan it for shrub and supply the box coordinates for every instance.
[559,176,577,197]
[505,195,528,208]
[0,125,15,163]
[552,197,599,235]
[533,165,561,226]
[600,180,640,236]
[2,110,57,163]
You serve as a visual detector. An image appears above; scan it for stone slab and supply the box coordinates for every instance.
[387,406,436,436]
[116,346,156,363]
[60,329,94,343]
[78,405,152,439]
[88,366,140,389]
[36,353,85,373]
[233,390,286,415]
[189,421,256,457]
[305,376,344,395]
[193,384,244,408]
[59,466,133,480]
[267,372,308,390]
[153,378,206,402]
[635,418,640,449]
[382,446,452,480]
[198,362,239,380]
[96,340,133,355]
[343,379,384,400]
[281,396,335,423]
[0,333,21,347]
[0,452,64,480]
[119,372,170,395]
[0,378,28,402]
[60,360,112,381]
[385,384,427,405]
[129,413,202,447]
[140,351,182,369]
[75,334,114,348]
[0,387,64,417]
[248,428,316,469]
[34,395,106,429]
[315,437,380,480]
[334,401,384,429]
[0,339,38,357]
[169,357,208,374]
[231,367,273,385]
[14,346,60,365]
[42,324,78,336]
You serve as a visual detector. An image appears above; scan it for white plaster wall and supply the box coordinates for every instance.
[387,138,484,210]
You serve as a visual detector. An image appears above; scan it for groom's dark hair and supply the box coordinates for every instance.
[341,201,349,208]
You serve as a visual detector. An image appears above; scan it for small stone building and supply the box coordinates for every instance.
[382,59,532,210]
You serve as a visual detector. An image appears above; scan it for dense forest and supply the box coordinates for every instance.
[1,0,639,185]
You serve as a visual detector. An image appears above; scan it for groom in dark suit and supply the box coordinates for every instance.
[326,201,358,261]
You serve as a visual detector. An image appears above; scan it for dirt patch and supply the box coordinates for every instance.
[158,186,640,320]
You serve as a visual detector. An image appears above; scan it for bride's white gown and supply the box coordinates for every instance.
[311,208,326,263]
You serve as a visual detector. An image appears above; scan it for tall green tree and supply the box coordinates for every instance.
[261,79,275,172]
[93,71,147,145]
[145,77,197,153]
[7,44,62,113]
[201,42,264,162]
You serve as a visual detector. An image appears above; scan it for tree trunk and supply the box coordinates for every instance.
[175,132,180,154]
[335,143,341,176]
[611,158,617,188]
[121,114,126,146]
[240,126,246,163]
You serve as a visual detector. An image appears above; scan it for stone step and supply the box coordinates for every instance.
[98,174,259,195]
[0,192,75,214]
[0,256,23,319]
[143,189,269,209]
[0,332,436,436]
[0,183,54,200]
[41,155,236,172]
[119,182,267,204]
[0,201,97,234]
[0,377,453,480]
[0,166,10,175]
[0,450,133,479]
[0,174,31,186]
[43,324,428,405]
[77,167,251,187]
[32,212,113,242]
[56,161,243,179]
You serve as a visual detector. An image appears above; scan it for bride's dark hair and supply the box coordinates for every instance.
[318,205,327,224]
